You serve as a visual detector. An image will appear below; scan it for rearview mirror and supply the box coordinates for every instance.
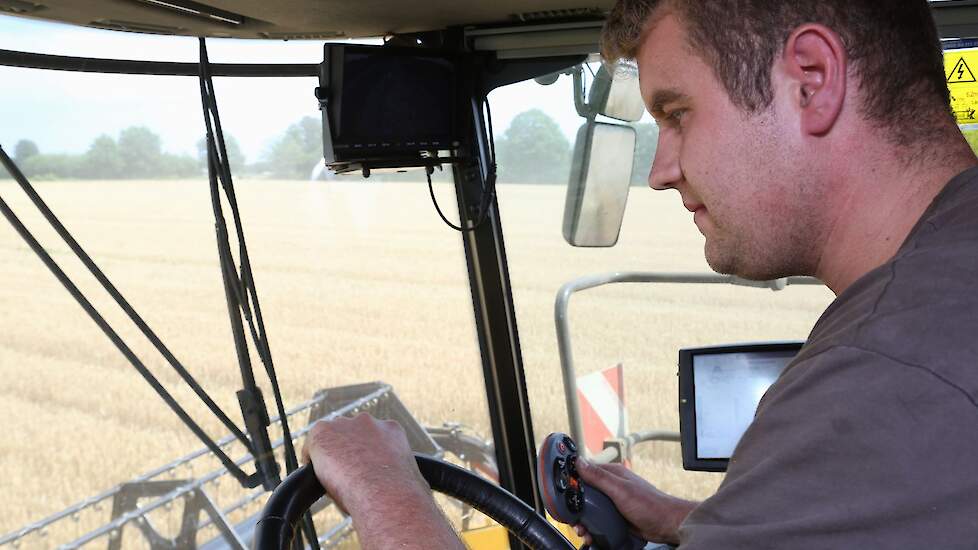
[562,121,636,247]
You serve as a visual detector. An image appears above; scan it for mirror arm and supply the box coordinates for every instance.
[572,64,593,118]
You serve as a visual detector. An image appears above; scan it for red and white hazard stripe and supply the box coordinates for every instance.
[576,363,627,457]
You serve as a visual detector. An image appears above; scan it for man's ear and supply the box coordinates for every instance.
[781,24,847,136]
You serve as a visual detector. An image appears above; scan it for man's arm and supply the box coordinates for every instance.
[342,476,464,550]
[303,414,465,550]
[575,458,700,546]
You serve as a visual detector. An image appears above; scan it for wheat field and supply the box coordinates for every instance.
[0,178,834,545]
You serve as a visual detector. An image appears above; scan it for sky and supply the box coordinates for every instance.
[0,13,594,164]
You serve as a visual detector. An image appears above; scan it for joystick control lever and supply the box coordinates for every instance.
[537,433,646,550]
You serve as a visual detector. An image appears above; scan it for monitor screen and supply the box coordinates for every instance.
[679,342,803,472]
[320,44,458,169]
[338,51,454,144]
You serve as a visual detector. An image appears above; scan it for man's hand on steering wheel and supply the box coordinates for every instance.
[301,414,466,549]
[263,417,577,549]
[302,414,422,513]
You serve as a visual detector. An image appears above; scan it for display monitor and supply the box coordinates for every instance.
[318,43,459,173]
[678,342,803,472]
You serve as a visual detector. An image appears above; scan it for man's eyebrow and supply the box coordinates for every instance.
[649,89,689,116]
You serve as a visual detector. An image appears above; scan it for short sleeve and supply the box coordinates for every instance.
[678,346,978,550]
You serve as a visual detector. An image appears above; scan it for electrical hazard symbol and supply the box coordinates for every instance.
[944,50,978,124]
[948,57,977,84]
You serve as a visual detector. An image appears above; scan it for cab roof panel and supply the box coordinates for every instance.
[0,0,613,39]
[2,1,975,45]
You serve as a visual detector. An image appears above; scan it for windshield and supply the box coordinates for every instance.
[0,16,494,549]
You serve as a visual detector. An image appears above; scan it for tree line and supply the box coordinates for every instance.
[0,119,322,182]
[1,110,659,184]
[493,108,657,186]
[1,127,245,181]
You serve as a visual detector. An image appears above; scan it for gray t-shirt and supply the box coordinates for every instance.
[679,166,978,549]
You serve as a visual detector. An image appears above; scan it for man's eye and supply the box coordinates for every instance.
[667,109,686,124]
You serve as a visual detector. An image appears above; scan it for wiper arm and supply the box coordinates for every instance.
[0,145,256,486]
[197,36,319,548]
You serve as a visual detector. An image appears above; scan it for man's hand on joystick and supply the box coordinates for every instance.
[573,458,699,547]
[538,433,646,550]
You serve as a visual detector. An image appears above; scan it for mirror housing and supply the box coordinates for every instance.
[562,121,636,247]
[576,62,644,122]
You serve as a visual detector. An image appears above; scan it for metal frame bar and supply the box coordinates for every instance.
[450,57,540,550]
[0,384,443,549]
[0,391,334,546]
[0,48,317,76]
[554,271,823,451]
[8,387,389,550]
[443,53,587,549]
[590,430,682,464]
[932,0,978,39]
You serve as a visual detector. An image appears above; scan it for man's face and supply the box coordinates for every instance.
[637,12,825,279]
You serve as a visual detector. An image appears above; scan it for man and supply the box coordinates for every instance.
[305,0,978,547]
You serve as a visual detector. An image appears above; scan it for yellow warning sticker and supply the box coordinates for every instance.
[946,50,978,124]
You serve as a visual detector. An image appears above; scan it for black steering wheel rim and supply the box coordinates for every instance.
[254,455,575,550]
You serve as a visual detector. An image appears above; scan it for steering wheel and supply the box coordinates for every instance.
[254,455,576,550]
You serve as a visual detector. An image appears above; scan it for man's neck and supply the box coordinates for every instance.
[814,134,977,296]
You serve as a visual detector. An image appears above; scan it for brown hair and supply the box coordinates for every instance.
[602,0,951,135]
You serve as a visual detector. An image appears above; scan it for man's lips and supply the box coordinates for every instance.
[684,202,704,213]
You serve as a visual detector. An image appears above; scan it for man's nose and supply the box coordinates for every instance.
[648,129,681,190]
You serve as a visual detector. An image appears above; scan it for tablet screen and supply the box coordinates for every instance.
[692,350,797,459]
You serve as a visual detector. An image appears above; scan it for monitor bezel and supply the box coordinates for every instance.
[320,43,459,172]
[678,341,804,472]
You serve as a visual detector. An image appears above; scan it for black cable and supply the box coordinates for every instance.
[0,146,254,485]
[428,98,498,232]
[427,166,469,232]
